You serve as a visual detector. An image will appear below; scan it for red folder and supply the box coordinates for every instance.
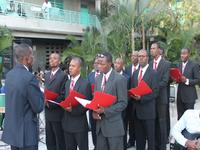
[59,90,86,108]
[44,89,59,101]
[170,68,182,82]
[128,80,152,97]
[75,91,116,110]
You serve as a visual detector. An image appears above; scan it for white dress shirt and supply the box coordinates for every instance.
[171,109,200,147]
[182,61,189,85]
[51,67,59,76]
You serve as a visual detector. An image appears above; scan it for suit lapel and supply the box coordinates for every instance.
[48,69,60,84]
[142,66,150,83]
[104,70,115,92]
[183,60,190,75]
[157,59,164,72]
[179,60,190,75]
[149,61,153,69]
[74,76,81,92]
[96,74,103,91]
[134,69,139,86]
[65,80,70,96]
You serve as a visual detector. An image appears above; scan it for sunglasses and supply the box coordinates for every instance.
[96,54,105,58]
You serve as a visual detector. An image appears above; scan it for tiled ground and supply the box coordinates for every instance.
[0,88,199,150]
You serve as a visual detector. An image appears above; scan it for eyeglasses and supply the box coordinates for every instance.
[138,55,147,58]
[96,54,105,58]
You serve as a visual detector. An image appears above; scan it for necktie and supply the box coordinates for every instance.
[101,75,106,91]
[138,69,143,84]
[50,73,53,80]
[70,80,75,91]
[154,61,157,70]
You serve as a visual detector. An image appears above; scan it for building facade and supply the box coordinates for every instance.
[0,0,101,71]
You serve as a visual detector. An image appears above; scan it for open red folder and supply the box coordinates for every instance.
[75,91,116,111]
[170,68,182,82]
[128,80,152,97]
[58,90,86,108]
[44,89,59,101]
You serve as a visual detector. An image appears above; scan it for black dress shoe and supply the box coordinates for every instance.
[126,141,135,148]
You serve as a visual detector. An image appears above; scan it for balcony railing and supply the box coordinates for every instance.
[0,0,101,30]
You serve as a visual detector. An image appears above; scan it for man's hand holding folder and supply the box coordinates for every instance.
[44,89,59,107]
[170,68,182,83]
[128,80,152,100]
[58,90,86,111]
[75,91,116,111]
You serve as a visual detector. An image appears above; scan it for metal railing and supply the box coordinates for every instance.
[0,0,101,29]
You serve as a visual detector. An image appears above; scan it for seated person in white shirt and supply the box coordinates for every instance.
[171,109,200,150]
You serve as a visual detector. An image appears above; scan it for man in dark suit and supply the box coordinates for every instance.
[131,49,159,150]
[62,56,92,150]
[93,52,127,150]
[114,57,130,150]
[114,57,129,79]
[125,51,139,77]
[2,44,44,150]
[87,56,100,149]
[150,42,170,150]
[160,48,172,139]
[45,53,67,150]
[124,51,139,148]
[177,48,200,119]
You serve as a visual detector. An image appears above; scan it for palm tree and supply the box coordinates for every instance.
[62,27,101,75]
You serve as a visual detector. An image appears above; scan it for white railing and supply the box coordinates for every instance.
[0,0,101,29]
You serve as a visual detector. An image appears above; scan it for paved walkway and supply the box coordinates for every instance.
[0,89,200,150]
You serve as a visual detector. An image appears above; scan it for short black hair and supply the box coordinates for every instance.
[101,51,113,63]
[152,42,161,49]
[182,48,191,53]
[14,43,32,62]
[20,38,32,48]
[71,56,84,67]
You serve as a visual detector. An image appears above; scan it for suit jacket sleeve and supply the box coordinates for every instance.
[188,63,200,86]
[70,82,92,116]
[47,74,68,109]
[104,76,128,118]
[159,61,170,89]
[140,71,159,104]
[27,76,44,113]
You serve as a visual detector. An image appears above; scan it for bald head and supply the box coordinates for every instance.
[114,57,124,72]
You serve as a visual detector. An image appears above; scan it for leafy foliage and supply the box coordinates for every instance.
[0,26,13,52]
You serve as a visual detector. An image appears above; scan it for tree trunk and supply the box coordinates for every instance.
[131,27,135,52]
[142,18,146,50]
